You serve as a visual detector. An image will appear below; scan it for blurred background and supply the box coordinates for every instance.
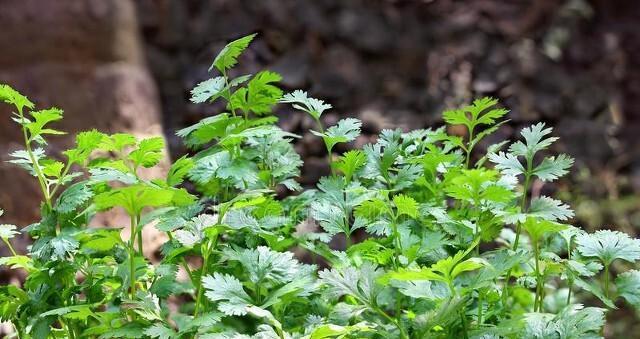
[0,0,639,335]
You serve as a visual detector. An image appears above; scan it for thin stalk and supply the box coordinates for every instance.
[135,215,143,255]
[50,161,72,197]
[372,304,408,339]
[460,308,469,339]
[604,264,610,299]
[502,157,533,310]
[566,242,573,306]
[17,107,52,208]
[2,238,18,256]
[533,241,542,312]
[391,218,402,269]
[464,128,475,169]
[167,233,196,284]
[194,235,218,316]
[477,292,483,328]
[129,215,138,298]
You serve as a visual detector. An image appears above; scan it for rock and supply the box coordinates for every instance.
[0,0,165,235]
[0,0,142,67]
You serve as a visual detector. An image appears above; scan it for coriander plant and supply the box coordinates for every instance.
[1,33,639,339]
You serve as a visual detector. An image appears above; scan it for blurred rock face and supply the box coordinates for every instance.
[0,0,165,229]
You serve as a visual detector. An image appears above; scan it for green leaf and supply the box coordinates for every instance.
[30,235,79,261]
[311,118,361,152]
[576,230,640,266]
[230,70,283,115]
[616,270,640,310]
[280,90,332,120]
[319,262,382,303]
[443,97,507,131]
[528,196,574,221]
[203,272,253,316]
[167,155,193,186]
[393,194,418,219]
[522,217,567,244]
[173,214,217,247]
[129,137,165,169]
[522,304,606,339]
[99,133,137,152]
[94,185,174,216]
[144,324,176,339]
[63,129,108,165]
[310,322,372,339]
[532,154,574,182]
[223,246,303,285]
[55,182,93,214]
[489,151,525,177]
[190,76,226,104]
[26,108,65,141]
[510,123,558,158]
[0,84,34,112]
[334,150,366,183]
[210,33,257,72]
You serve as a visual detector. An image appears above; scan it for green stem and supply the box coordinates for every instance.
[604,264,610,299]
[2,238,18,256]
[17,107,52,208]
[460,308,469,339]
[372,305,408,339]
[194,235,218,316]
[391,218,402,269]
[477,292,483,328]
[502,159,533,311]
[534,241,542,312]
[129,215,138,299]
[566,242,573,306]
[465,128,475,169]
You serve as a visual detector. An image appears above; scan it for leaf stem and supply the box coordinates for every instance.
[194,234,218,316]
[17,106,52,208]
[604,264,610,299]
[2,238,18,256]
[129,214,138,299]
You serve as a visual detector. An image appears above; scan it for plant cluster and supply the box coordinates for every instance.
[1,34,639,339]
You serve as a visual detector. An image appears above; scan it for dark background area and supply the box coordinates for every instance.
[0,0,639,336]
[136,0,640,235]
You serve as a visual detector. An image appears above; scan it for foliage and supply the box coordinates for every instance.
[1,34,639,339]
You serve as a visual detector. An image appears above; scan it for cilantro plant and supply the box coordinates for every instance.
[1,34,640,339]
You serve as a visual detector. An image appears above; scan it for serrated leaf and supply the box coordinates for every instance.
[319,262,381,303]
[144,324,176,339]
[528,196,574,221]
[280,90,332,120]
[129,137,165,169]
[312,118,361,152]
[576,230,640,266]
[616,270,640,310]
[489,151,525,177]
[532,154,574,182]
[210,34,256,72]
[203,272,253,316]
[0,84,34,112]
[94,185,174,216]
[191,76,226,104]
[230,71,283,115]
[393,194,418,219]
[167,155,193,186]
[333,150,366,183]
[55,182,93,214]
[223,246,303,285]
[523,217,567,244]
